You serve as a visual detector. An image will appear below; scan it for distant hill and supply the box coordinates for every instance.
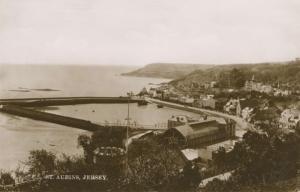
[122,63,214,79]
[170,60,300,89]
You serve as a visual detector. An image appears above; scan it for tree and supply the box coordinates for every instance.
[224,130,300,186]
[77,134,94,164]
[77,128,126,165]
[127,138,185,190]
[182,162,201,188]
[213,147,227,171]
[90,128,125,148]
[26,150,56,178]
[230,68,246,89]
[0,171,15,185]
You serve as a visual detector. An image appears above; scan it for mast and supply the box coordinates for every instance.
[125,92,131,177]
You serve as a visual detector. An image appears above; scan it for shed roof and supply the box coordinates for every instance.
[172,120,222,140]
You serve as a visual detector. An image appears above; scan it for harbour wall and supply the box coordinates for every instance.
[0,105,126,132]
[0,97,140,107]
[147,98,207,115]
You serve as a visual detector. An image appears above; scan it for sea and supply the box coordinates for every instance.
[0,65,202,171]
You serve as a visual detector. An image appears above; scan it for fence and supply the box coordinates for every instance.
[98,122,168,130]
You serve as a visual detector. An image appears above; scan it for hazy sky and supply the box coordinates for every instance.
[0,0,299,66]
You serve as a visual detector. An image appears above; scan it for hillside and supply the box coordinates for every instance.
[122,63,214,79]
[170,60,300,89]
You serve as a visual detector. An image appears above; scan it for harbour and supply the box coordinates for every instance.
[0,65,172,170]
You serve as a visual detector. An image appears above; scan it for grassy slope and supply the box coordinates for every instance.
[170,60,300,87]
[122,63,214,79]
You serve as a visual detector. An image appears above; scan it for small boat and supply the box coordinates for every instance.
[157,104,164,108]
[138,100,148,106]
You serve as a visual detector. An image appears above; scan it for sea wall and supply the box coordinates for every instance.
[0,105,106,132]
[148,98,206,115]
[0,97,140,107]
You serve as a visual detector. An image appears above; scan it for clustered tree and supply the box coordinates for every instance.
[26,150,56,178]
[0,171,15,186]
[204,129,300,192]
[128,137,201,191]
[230,68,246,89]
[7,129,202,191]
[78,127,126,164]
[5,129,126,191]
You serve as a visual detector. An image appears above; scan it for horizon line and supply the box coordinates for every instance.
[0,58,297,67]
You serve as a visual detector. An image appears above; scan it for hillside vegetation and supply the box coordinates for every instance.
[122,63,214,79]
[170,60,300,89]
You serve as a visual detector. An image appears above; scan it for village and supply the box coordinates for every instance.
[131,75,300,187]
[140,75,300,130]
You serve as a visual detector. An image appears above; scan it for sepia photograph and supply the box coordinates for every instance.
[0,0,299,191]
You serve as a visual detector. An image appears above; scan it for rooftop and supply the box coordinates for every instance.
[173,119,223,140]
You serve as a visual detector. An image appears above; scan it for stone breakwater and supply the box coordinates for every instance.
[0,104,107,132]
[0,97,141,107]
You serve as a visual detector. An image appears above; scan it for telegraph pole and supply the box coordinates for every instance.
[125,92,131,178]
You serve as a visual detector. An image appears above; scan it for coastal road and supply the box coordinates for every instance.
[146,98,251,132]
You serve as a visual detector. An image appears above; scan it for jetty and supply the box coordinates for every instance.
[0,96,145,106]
[0,104,111,132]
[0,102,163,133]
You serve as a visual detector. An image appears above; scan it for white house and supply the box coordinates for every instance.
[280,108,300,129]
[241,107,254,122]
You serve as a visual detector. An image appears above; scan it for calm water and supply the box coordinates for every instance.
[42,103,201,128]
[0,65,167,98]
[0,65,198,171]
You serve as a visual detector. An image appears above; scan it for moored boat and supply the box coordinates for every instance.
[138,100,148,106]
[157,104,164,108]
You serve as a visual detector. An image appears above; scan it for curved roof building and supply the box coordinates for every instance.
[164,117,235,148]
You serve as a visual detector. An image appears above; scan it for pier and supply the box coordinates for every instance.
[0,104,108,132]
[0,96,144,107]
[0,104,164,133]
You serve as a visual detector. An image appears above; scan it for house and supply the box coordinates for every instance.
[214,98,228,111]
[274,89,292,96]
[168,93,180,102]
[155,90,164,99]
[244,80,253,91]
[169,95,179,102]
[195,95,216,109]
[199,171,234,188]
[178,96,194,105]
[148,87,157,97]
[180,148,202,161]
[210,81,217,88]
[279,108,300,129]
[164,117,235,148]
[204,82,211,89]
[224,98,257,118]
[244,76,273,94]
[261,85,273,94]
[241,107,254,122]
[167,115,198,129]
[223,99,240,115]
[196,97,216,109]
[198,140,237,161]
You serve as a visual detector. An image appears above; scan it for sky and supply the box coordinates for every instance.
[0,0,299,66]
